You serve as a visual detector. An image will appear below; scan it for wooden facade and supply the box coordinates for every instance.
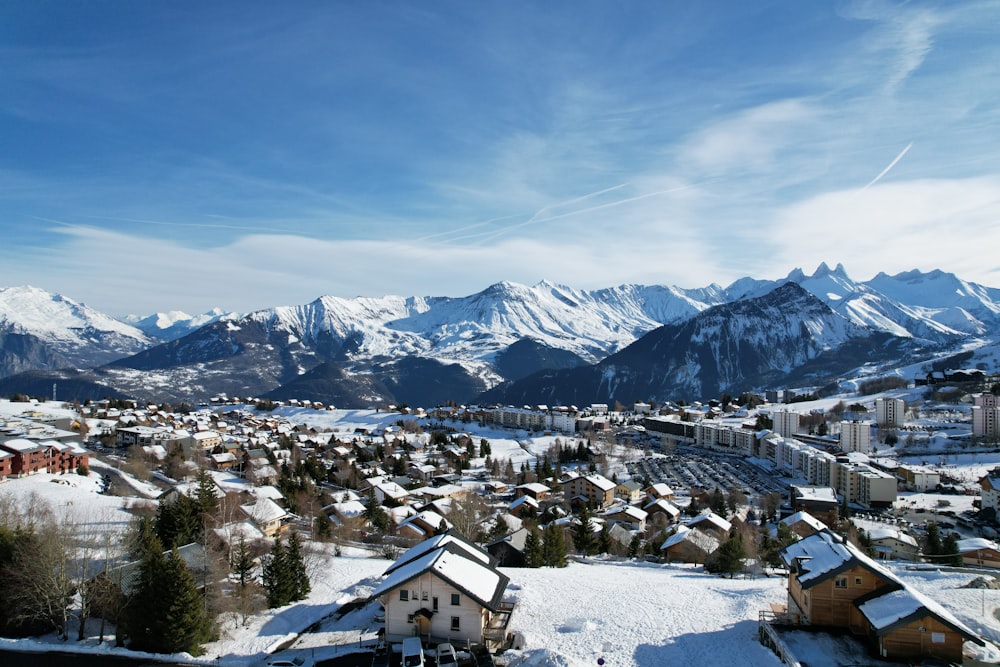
[787,562,896,630]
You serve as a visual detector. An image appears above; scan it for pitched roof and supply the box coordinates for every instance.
[855,587,984,644]
[780,530,903,590]
[687,511,732,534]
[781,511,827,532]
[661,525,720,553]
[372,540,509,612]
[385,529,493,575]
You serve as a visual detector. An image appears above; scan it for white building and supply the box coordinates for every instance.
[875,397,905,428]
[972,393,1000,439]
[840,420,872,454]
[772,410,801,438]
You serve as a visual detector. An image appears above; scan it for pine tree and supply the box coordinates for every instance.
[262,537,292,608]
[194,470,219,520]
[941,534,963,566]
[574,506,597,556]
[707,532,746,578]
[230,535,255,589]
[524,528,544,568]
[627,534,644,559]
[924,522,943,558]
[158,547,213,655]
[598,524,612,555]
[285,531,311,601]
[542,523,567,568]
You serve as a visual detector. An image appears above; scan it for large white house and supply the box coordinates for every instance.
[371,531,515,651]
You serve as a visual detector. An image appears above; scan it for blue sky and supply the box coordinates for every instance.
[1,1,999,316]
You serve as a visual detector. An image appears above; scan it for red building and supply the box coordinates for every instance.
[0,438,88,476]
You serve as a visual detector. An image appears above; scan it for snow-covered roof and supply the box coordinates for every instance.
[856,586,983,643]
[780,530,903,589]
[516,482,551,494]
[509,495,539,510]
[386,530,493,574]
[792,486,838,503]
[648,482,674,497]
[241,497,288,525]
[583,473,616,491]
[661,525,720,553]
[0,438,47,453]
[372,540,509,612]
[781,511,827,532]
[687,511,732,534]
[643,498,681,517]
[957,537,1000,553]
[606,505,647,522]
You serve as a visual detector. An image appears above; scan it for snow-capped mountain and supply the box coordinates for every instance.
[123,308,236,342]
[483,283,918,405]
[1,264,998,406]
[724,263,1000,340]
[0,286,152,378]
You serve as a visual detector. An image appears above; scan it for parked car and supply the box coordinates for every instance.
[265,656,311,667]
[402,636,425,667]
[436,642,459,667]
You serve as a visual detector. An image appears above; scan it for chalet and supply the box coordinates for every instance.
[507,494,539,518]
[790,485,840,527]
[643,498,681,528]
[865,526,920,562]
[240,497,290,538]
[372,531,515,651]
[979,469,1000,514]
[562,473,616,509]
[602,505,647,532]
[854,586,983,663]
[645,483,675,501]
[614,480,643,504]
[956,538,1000,569]
[685,511,731,542]
[514,482,551,501]
[485,528,528,568]
[661,525,720,564]
[781,530,902,629]
[397,510,451,541]
[780,511,827,539]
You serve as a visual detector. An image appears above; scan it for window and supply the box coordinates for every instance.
[400,590,409,601]
[432,597,439,611]
[835,576,847,589]
[451,616,460,631]
[854,577,862,585]
[407,614,414,624]
[422,592,428,601]
[451,593,460,606]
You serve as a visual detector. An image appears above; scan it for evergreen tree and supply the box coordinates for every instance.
[194,470,219,520]
[230,535,255,589]
[941,534,963,567]
[285,531,311,601]
[262,537,292,608]
[574,506,597,556]
[709,489,728,518]
[707,531,746,578]
[598,524,612,555]
[627,534,644,559]
[155,494,200,549]
[262,534,310,608]
[524,528,544,568]
[157,547,213,655]
[122,534,169,651]
[924,522,943,558]
[542,523,567,568]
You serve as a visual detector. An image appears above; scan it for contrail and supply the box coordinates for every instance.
[863,142,913,190]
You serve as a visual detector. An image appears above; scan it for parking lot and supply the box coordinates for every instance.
[626,446,786,500]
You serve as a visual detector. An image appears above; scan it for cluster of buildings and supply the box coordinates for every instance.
[0,414,89,480]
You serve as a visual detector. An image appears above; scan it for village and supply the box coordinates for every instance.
[2,383,1000,666]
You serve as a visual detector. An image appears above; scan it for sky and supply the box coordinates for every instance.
[1,1,999,317]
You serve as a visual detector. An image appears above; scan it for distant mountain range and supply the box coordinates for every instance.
[1,263,998,407]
